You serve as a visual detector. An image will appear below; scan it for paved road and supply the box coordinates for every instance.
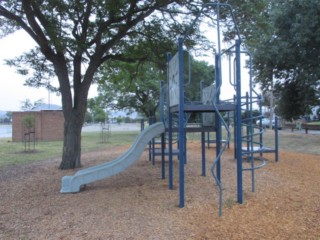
[82,123,142,132]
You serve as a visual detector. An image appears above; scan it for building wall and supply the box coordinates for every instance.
[12,110,64,142]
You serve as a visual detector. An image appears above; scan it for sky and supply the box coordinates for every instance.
[0,29,256,112]
[0,30,97,112]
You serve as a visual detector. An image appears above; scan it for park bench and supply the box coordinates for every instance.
[301,123,320,134]
[284,123,300,132]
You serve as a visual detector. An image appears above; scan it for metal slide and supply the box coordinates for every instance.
[61,122,165,193]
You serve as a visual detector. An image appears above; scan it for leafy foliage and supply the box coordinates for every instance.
[97,53,214,118]
[98,61,164,118]
[20,98,44,111]
[275,81,319,121]
[87,97,108,123]
[184,56,214,102]
[0,0,209,168]
[272,0,320,120]
[22,114,35,130]
[244,0,320,120]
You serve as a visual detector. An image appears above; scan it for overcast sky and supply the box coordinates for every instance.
[0,29,255,112]
[0,30,97,112]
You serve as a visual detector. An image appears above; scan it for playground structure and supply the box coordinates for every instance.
[154,2,279,216]
[60,2,279,216]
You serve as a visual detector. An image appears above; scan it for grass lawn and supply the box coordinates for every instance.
[1,126,319,169]
[0,131,140,168]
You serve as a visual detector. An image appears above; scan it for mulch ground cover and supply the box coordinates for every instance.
[0,140,319,239]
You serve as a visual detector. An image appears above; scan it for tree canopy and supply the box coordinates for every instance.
[248,0,320,120]
[97,53,214,119]
[99,60,162,118]
[0,0,207,169]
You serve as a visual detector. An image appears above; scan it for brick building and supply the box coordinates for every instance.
[12,110,64,142]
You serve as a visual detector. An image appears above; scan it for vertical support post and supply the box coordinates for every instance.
[161,132,165,179]
[160,81,165,179]
[167,52,174,190]
[184,131,187,164]
[178,37,185,208]
[215,54,221,182]
[235,39,243,204]
[258,94,263,157]
[246,92,250,154]
[168,111,173,189]
[200,80,206,176]
[233,95,237,159]
[201,131,206,176]
[246,91,255,192]
[275,117,279,162]
[227,111,230,149]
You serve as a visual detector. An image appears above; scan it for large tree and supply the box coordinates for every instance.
[0,0,205,169]
[246,0,320,120]
[272,0,320,120]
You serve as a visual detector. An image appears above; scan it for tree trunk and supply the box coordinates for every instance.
[59,113,83,169]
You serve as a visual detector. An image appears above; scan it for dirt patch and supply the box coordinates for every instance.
[0,142,319,239]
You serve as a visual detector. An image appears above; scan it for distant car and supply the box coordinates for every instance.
[256,117,282,129]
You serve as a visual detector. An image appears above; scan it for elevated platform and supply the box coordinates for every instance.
[168,126,216,132]
[170,103,235,113]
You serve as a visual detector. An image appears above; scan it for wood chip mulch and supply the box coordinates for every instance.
[0,141,319,239]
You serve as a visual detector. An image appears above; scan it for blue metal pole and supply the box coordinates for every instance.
[201,130,206,176]
[178,37,185,208]
[200,81,206,176]
[215,54,221,182]
[246,92,250,154]
[168,111,173,189]
[227,112,230,149]
[167,52,174,189]
[246,91,255,193]
[258,94,263,157]
[161,131,165,179]
[160,80,165,179]
[275,117,279,162]
[235,39,243,204]
[234,95,237,159]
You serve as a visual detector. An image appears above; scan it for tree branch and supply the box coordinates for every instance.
[21,1,55,58]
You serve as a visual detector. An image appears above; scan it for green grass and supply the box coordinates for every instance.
[0,131,140,168]
[1,126,319,169]
[266,129,320,155]
[187,128,320,155]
